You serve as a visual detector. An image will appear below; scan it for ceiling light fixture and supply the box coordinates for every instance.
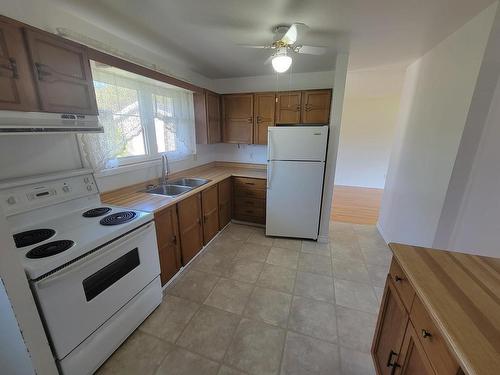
[272,48,292,73]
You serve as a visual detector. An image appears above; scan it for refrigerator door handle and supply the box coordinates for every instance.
[267,129,274,161]
[267,163,273,189]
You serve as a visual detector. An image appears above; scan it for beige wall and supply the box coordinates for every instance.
[335,65,405,188]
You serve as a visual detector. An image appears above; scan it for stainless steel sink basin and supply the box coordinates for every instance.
[144,184,192,197]
[169,177,210,188]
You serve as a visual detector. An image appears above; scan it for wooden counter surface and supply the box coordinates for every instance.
[389,243,500,375]
[101,162,266,213]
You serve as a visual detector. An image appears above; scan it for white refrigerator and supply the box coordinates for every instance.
[266,126,328,240]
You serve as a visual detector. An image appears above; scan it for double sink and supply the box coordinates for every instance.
[144,178,210,197]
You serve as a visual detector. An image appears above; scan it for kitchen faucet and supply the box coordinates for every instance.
[160,154,169,185]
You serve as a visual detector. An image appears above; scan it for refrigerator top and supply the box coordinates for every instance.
[267,125,328,162]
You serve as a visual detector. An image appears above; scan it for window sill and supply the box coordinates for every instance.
[94,154,196,178]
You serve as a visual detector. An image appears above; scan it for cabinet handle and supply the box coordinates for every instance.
[247,117,253,123]
[421,329,432,338]
[203,215,207,223]
[196,218,201,225]
[172,235,177,245]
[394,275,403,282]
[386,350,398,368]
[256,116,262,123]
[0,58,19,79]
[35,62,52,81]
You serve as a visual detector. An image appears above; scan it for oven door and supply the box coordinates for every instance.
[32,222,160,360]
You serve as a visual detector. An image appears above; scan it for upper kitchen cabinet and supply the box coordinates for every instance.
[195,89,221,144]
[301,89,332,124]
[24,29,98,115]
[222,93,253,144]
[275,91,302,124]
[253,92,275,145]
[0,20,38,111]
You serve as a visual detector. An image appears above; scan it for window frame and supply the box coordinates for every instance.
[90,60,197,168]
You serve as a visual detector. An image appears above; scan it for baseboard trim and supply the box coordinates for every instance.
[317,235,329,244]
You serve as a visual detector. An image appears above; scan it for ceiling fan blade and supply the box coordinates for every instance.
[280,23,309,44]
[295,45,326,55]
[238,44,272,49]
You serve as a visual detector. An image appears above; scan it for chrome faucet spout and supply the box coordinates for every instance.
[160,154,170,185]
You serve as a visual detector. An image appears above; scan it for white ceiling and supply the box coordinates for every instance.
[54,0,494,78]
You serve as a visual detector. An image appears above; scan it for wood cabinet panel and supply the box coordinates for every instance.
[233,177,266,225]
[372,276,409,375]
[275,91,301,124]
[177,193,203,265]
[301,89,332,124]
[24,29,98,114]
[223,94,253,143]
[389,259,415,312]
[410,297,459,375]
[395,323,435,375]
[202,185,219,244]
[154,206,181,285]
[206,91,221,143]
[253,92,275,144]
[0,20,38,111]
[218,178,232,229]
[195,90,221,144]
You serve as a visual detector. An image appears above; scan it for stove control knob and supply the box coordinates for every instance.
[7,196,16,205]
[62,186,71,193]
[84,177,90,183]
[86,185,93,191]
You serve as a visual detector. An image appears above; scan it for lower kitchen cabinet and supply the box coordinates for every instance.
[218,178,232,229]
[201,184,219,244]
[233,177,266,224]
[154,206,181,285]
[177,193,203,265]
[372,258,462,375]
[372,276,409,375]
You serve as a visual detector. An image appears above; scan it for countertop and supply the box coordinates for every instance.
[101,162,267,213]
[389,243,500,375]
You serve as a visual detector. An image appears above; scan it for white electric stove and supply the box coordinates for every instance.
[0,169,162,375]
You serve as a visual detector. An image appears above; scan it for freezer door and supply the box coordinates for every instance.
[268,126,328,161]
[266,161,325,239]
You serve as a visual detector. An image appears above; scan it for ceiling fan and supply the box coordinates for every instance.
[240,23,326,73]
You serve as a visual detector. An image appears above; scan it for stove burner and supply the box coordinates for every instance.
[26,240,74,259]
[100,211,137,226]
[13,229,56,248]
[82,207,112,218]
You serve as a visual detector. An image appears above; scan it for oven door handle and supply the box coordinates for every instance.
[35,222,154,290]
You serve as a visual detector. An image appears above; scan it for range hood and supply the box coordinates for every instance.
[0,111,103,134]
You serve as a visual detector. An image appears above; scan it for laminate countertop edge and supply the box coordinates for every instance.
[101,162,267,213]
[389,242,500,375]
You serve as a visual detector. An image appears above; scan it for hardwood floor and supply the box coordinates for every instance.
[331,185,384,225]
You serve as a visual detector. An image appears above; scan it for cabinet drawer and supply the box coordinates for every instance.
[389,258,415,311]
[234,197,266,210]
[234,186,266,199]
[234,206,265,218]
[410,297,460,375]
[233,177,267,190]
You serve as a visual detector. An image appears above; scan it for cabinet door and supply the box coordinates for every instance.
[223,94,253,143]
[218,178,232,229]
[275,91,301,124]
[206,91,221,143]
[395,323,435,375]
[372,277,409,375]
[24,29,98,114]
[253,92,275,145]
[177,193,203,265]
[154,206,181,285]
[301,89,332,124]
[202,185,219,244]
[0,20,38,111]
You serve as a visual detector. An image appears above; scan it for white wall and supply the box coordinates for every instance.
[378,3,497,247]
[334,66,405,188]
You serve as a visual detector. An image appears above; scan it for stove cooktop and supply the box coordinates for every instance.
[13,205,153,279]
[82,207,112,218]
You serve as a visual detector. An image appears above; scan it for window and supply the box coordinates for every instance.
[78,61,196,170]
